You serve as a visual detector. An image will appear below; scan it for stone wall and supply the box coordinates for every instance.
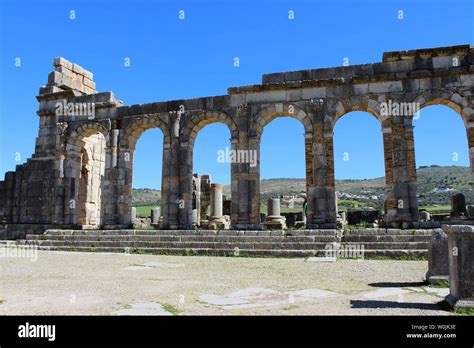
[0,45,473,231]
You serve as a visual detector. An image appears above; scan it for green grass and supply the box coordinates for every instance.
[133,204,159,217]
[454,308,474,315]
[338,200,366,207]
[419,205,451,212]
[427,280,450,288]
[161,303,181,315]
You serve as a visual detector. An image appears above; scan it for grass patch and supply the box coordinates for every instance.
[427,281,450,288]
[454,308,474,315]
[117,302,132,309]
[161,303,181,315]
[435,300,474,315]
[419,205,451,212]
[282,304,300,311]
[132,205,159,218]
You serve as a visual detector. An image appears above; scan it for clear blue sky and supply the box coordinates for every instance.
[0,0,472,189]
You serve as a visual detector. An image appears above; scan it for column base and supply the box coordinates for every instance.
[445,294,474,310]
[230,224,263,230]
[263,216,286,230]
[208,217,228,230]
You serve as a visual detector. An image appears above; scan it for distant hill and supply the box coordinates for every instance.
[133,165,472,208]
[132,188,161,206]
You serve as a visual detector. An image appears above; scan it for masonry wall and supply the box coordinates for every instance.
[0,44,473,232]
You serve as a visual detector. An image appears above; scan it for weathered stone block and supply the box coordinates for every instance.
[444,225,474,310]
[426,228,449,284]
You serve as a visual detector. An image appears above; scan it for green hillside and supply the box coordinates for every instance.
[133,166,472,211]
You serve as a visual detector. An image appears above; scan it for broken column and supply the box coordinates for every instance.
[444,225,474,310]
[131,207,137,225]
[192,209,199,227]
[263,198,286,230]
[151,207,160,229]
[208,184,226,229]
[426,228,449,284]
[451,193,467,219]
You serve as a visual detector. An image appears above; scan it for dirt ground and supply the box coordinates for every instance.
[0,248,454,316]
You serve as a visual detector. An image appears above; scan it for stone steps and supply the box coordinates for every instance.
[19,245,427,258]
[21,239,428,250]
[18,228,431,257]
[342,235,430,242]
[26,234,338,243]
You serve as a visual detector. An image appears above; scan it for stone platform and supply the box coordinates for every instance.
[17,228,432,258]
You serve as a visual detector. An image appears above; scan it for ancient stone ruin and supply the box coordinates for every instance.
[0,44,473,237]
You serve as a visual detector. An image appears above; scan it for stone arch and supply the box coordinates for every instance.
[251,103,313,138]
[118,114,171,227]
[65,122,109,227]
[67,122,110,154]
[330,97,383,131]
[182,110,237,145]
[412,90,474,200]
[413,91,473,125]
[121,114,171,151]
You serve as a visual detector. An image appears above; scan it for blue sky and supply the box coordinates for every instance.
[0,0,472,189]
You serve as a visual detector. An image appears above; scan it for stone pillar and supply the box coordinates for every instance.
[131,207,137,225]
[191,209,199,226]
[426,228,449,284]
[209,183,226,229]
[383,120,417,228]
[307,124,337,228]
[230,128,260,229]
[151,207,160,225]
[263,198,286,229]
[444,225,474,310]
[468,125,474,188]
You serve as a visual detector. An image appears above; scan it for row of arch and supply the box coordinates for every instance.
[64,92,472,227]
[69,91,472,153]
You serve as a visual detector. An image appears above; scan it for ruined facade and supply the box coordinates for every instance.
[0,45,473,233]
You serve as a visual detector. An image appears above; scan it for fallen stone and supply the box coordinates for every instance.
[111,303,172,316]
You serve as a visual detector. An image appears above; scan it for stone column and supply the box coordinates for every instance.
[444,225,474,310]
[230,122,260,229]
[263,198,286,229]
[383,120,417,228]
[209,183,226,229]
[405,124,419,222]
[131,207,137,225]
[467,124,474,188]
[178,141,193,229]
[307,122,337,228]
[151,207,160,225]
[426,228,449,284]
[192,209,199,226]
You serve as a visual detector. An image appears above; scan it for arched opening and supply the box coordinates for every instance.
[413,104,471,218]
[192,122,231,229]
[130,127,164,227]
[333,111,385,227]
[260,116,306,228]
[76,132,106,227]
